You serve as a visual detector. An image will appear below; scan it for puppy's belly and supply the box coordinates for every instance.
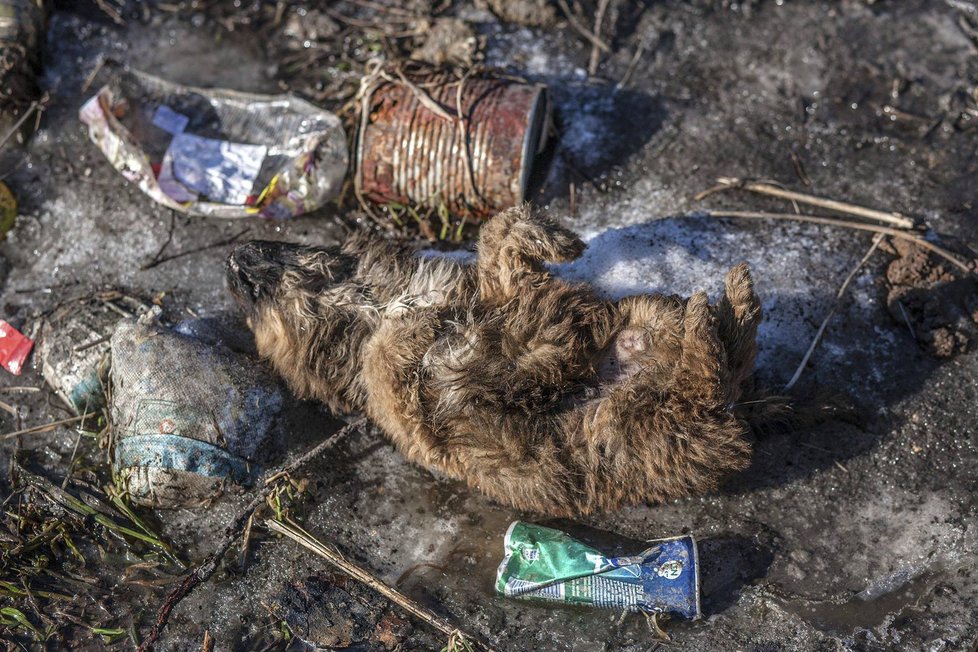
[384,258,470,317]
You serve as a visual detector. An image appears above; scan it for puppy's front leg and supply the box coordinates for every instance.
[476,204,585,302]
[361,310,454,470]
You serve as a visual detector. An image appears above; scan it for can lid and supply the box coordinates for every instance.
[518,86,551,202]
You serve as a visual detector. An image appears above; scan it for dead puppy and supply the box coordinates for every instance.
[226,206,761,517]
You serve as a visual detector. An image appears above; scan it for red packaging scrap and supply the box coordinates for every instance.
[0,320,34,375]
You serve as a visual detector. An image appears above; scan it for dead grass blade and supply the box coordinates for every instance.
[14,463,181,563]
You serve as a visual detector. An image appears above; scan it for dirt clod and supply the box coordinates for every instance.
[883,238,978,358]
[278,574,374,647]
[411,18,483,67]
[478,0,557,27]
[374,610,414,650]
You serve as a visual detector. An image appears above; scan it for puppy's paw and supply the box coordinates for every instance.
[481,205,586,264]
[724,263,760,323]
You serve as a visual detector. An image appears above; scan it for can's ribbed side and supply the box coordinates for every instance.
[357,73,548,220]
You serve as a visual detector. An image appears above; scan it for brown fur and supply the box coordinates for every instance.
[226,206,762,517]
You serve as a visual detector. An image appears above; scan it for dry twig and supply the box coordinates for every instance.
[0,98,45,150]
[696,178,916,229]
[588,0,612,76]
[702,210,971,273]
[266,517,496,652]
[74,335,112,353]
[94,0,125,25]
[143,212,177,270]
[139,227,250,271]
[784,234,885,391]
[618,36,651,89]
[2,415,87,440]
[0,386,40,394]
[81,58,107,94]
[556,0,611,53]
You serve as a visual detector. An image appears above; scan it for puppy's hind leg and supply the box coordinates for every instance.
[476,204,586,301]
[678,291,732,403]
[715,263,761,397]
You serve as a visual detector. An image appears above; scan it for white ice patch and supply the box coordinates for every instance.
[552,216,861,383]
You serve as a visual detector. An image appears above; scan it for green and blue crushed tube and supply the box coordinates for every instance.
[494,521,701,619]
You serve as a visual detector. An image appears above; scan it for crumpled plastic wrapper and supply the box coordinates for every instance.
[495,522,701,619]
[0,318,33,375]
[80,66,348,219]
[110,308,285,508]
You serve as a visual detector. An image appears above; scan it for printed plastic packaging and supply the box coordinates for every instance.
[80,67,348,219]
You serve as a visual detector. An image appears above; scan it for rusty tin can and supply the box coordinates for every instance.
[355,71,550,220]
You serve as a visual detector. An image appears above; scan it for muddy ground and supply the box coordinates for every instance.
[2,0,978,650]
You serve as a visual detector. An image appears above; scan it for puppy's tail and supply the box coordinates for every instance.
[733,387,859,437]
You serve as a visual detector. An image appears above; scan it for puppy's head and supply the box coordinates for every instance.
[226,240,362,405]
[227,239,341,311]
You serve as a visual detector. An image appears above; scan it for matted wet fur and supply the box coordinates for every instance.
[226,206,762,517]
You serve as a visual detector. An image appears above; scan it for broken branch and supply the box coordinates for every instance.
[697,178,916,230]
[138,417,367,651]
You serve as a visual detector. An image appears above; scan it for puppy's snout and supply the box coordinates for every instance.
[227,242,276,304]
[227,241,261,272]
